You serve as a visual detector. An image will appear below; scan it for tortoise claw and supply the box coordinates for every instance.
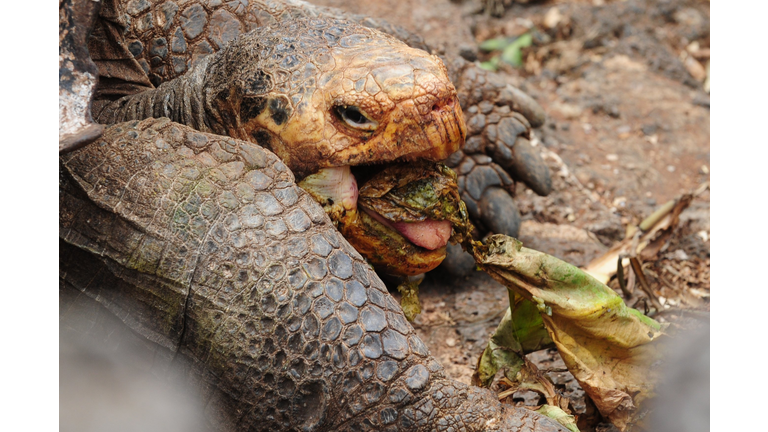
[442,55,553,197]
[478,186,522,238]
[494,136,553,197]
[437,58,553,275]
[496,83,547,128]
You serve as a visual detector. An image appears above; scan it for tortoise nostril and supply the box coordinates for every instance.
[431,97,456,113]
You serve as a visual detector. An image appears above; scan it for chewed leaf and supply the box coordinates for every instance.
[397,278,422,322]
[470,235,668,430]
[472,292,554,388]
[357,161,474,246]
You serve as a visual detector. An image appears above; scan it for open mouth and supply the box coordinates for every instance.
[362,208,452,251]
[298,161,469,276]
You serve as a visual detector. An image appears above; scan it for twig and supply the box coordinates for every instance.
[631,297,649,315]
[629,257,663,310]
[616,254,631,298]
[639,199,677,232]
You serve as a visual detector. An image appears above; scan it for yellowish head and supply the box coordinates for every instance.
[203,18,466,178]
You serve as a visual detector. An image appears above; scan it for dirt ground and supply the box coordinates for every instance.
[321,0,710,428]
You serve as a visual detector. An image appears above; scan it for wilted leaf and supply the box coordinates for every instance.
[472,292,554,387]
[471,236,668,430]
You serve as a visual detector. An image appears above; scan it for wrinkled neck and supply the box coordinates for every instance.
[94,56,213,134]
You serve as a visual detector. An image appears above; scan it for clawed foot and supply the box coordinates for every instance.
[440,58,553,276]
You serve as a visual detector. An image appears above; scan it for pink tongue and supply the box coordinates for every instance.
[391,219,453,250]
[364,209,452,250]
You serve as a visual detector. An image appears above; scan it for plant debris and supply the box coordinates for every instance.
[468,236,668,430]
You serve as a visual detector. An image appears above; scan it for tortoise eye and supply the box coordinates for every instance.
[336,105,378,131]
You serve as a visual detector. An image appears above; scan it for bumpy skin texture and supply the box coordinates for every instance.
[59,118,566,432]
[88,0,430,92]
[88,0,552,240]
[95,16,465,178]
[60,1,566,429]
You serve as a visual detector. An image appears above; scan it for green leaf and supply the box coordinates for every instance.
[514,33,533,48]
[479,37,511,52]
[536,405,580,432]
[478,56,500,72]
[501,44,523,67]
[507,291,553,353]
[470,235,669,429]
[500,33,533,67]
[472,291,555,388]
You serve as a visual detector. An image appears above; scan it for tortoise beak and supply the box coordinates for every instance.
[408,95,466,161]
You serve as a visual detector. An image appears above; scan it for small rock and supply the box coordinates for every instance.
[543,7,563,29]
[458,44,477,62]
[588,218,624,245]
[552,102,583,119]
[642,124,658,136]
[681,52,707,82]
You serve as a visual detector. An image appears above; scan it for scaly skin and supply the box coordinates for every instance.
[60,1,566,429]
[96,16,465,178]
[88,0,552,242]
[59,118,566,432]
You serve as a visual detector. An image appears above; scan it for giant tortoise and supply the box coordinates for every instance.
[59,0,562,430]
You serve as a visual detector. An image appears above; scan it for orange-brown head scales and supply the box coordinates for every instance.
[203,18,465,179]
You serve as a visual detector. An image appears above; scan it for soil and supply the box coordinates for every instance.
[320,0,710,429]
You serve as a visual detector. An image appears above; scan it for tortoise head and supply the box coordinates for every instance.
[203,18,466,179]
